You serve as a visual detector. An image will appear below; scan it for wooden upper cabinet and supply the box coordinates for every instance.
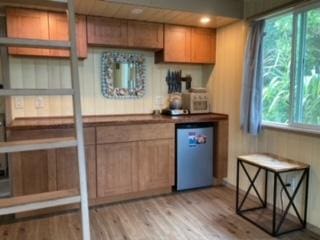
[87,16,164,50]
[156,24,216,64]
[87,16,128,47]
[48,12,87,58]
[6,8,88,58]
[6,8,50,56]
[191,28,216,64]
[161,25,191,63]
[128,21,163,49]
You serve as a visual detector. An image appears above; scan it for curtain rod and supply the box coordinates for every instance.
[246,0,317,21]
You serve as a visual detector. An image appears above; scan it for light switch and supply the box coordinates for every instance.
[155,96,164,109]
[35,96,45,109]
[15,96,24,109]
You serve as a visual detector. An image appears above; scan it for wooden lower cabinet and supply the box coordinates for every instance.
[11,145,96,199]
[96,142,138,198]
[138,139,174,191]
[55,145,96,199]
[96,139,175,199]
[11,150,55,196]
[7,118,229,217]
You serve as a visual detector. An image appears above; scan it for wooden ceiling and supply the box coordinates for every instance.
[75,0,238,28]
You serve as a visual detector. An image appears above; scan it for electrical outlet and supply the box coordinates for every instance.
[35,96,45,109]
[15,96,24,109]
[291,177,297,191]
[286,174,297,192]
[155,96,164,109]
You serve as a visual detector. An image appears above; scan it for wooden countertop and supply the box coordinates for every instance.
[7,113,228,130]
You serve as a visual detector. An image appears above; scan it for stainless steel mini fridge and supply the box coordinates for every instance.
[176,123,214,191]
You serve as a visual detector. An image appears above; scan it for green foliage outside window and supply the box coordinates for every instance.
[262,7,320,127]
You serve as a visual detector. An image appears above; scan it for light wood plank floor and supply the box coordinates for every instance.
[0,186,319,240]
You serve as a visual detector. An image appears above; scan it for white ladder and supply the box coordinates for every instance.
[0,0,91,239]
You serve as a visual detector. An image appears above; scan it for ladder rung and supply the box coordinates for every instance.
[0,38,71,49]
[0,89,74,96]
[0,0,68,10]
[0,189,80,216]
[0,137,77,153]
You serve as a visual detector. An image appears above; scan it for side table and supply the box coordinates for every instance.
[236,153,310,236]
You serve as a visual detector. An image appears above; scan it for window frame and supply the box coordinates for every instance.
[262,2,320,133]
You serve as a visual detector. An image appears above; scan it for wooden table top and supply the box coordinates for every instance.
[7,113,228,130]
[238,154,309,172]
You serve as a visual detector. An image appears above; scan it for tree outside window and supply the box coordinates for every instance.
[262,6,320,128]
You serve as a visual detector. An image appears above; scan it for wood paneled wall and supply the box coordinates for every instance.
[208,20,320,229]
[258,128,320,228]
[8,48,204,119]
[206,21,258,184]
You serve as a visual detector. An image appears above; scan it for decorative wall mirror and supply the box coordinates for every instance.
[101,52,146,98]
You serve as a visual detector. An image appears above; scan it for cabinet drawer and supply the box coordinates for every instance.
[97,123,174,144]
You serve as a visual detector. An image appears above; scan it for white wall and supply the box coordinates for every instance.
[9,48,205,119]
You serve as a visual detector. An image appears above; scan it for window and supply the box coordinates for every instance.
[262,5,320,130]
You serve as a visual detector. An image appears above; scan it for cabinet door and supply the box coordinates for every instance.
[87,16,128,47]
[138,139,174,191]
[55,146,96,199]
[48,12,88,58]
[163,25,191,63]
[191,28,216,64]
[10,146,96,199]
[128,21,163,49]
[10,150,56,196]
[6,8,50,56]
[97,142,138,198]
